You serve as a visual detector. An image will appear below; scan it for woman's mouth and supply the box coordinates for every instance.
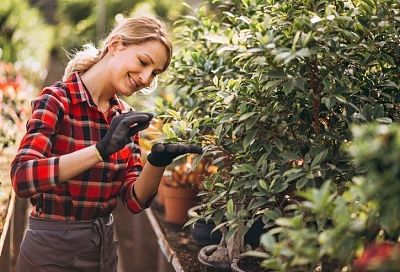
[128,74,137,89]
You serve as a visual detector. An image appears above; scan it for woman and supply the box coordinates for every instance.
[11,16,202,272]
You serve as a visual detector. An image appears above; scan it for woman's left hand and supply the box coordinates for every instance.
[147,143,203,167]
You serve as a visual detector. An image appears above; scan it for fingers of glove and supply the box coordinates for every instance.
[151,144,180,154]
[187,145,203,154]
[152,143,166,153]
[112,111,151,124]
[125,114,152,126]
[152,144,203,155]
[128,122,150,137]
[173,144,203,155]
[124,111,154,121]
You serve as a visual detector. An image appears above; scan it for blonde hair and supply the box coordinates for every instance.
[63,16,172,93]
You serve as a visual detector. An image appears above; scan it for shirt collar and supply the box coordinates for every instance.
[65,72,123,112]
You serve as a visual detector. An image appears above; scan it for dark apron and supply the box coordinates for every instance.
[16,214,118,272]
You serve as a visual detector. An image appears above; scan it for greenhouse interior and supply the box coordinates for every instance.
[0,0,399,271]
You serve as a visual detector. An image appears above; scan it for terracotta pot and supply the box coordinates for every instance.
[162,183,199,224]
[156,174,171,206]
[198,244,231,272]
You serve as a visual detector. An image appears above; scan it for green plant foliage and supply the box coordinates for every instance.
[252,124,400,271]
[161,0,399,264]
[0,0,53,81]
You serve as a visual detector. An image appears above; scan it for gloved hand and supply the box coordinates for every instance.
[96,111,153,160]
[147,143,203,167]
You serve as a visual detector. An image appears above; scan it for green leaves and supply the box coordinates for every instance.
[163,0,400,267]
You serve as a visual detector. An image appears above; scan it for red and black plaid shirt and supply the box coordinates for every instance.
[11,72,147,220]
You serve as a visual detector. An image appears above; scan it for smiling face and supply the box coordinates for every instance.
[108,39,169,96]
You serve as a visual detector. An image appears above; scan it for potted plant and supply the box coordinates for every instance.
[187,204,222,246]
[162,0,399,270]
[243,124,400,271]
[160,155,204,224]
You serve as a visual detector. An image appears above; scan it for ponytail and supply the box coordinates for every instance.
[62,44,107,81]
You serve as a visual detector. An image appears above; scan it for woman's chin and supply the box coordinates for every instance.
[119,86,136,96]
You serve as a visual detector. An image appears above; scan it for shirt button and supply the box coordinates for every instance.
[107,172,111,178]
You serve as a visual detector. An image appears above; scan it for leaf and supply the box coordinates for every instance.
[311,150,328,168]
[204,34,229,44]
[275,51,291,62]
[260,233,276,250]
[296,48,310,57]
[310,15,323,24]
[224,94,235,104]
[217,45,239,55]
[212,75,218,86]
[243,129,257,149]
[292,77,306,91]
[223,11,235,18]
[375,117,392,124]
[162,123,175,138]
[166,109,181,120]
[296,177,309,190]
[227,199,234,215]
[259,179,268,191]
[231,163,257,175]
[191,52,199,62]
[238,15,252,24]
[246,116,259,130]
[285,171,306,183]
[239,112,256,122]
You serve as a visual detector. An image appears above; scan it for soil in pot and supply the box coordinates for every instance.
[198,244,231,272]
[232,255,269,272]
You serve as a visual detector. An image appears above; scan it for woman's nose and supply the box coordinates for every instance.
[138,71,152,87]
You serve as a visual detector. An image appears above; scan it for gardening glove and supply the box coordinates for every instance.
[147,143,203,167]
[96,111,153,160]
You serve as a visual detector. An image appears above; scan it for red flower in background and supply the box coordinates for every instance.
[353,242,400,272]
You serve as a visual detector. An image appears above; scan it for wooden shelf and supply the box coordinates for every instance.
[145,204,202,272]
[145,207,185,272]
[0,190,15,257]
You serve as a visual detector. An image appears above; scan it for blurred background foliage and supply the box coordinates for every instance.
[0,0,195,94]
[0,0,197,152]
[0,0,53,85]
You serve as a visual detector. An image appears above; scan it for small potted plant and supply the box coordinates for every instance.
[160,155,204,224]
[186,203,222,246]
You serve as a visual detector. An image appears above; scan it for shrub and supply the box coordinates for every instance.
[161,0,400,263]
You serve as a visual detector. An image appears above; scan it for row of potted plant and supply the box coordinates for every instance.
[152,0,399,271]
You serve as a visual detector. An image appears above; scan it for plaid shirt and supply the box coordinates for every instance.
[11,72,147,220]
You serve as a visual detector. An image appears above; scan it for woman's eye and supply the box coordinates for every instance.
[139,59,147,66]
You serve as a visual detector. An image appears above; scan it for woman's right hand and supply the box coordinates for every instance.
[96,111,153,160]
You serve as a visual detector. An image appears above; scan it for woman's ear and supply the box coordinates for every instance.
[107,36,124,56]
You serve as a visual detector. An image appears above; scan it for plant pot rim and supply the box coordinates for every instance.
[198,244,231,270]
[187,204,209,218]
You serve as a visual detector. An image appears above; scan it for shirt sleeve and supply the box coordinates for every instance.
[10,88,65,198]
[119,134,154,213]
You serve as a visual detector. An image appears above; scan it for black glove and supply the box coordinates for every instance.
[147,143,203,167]
[96,111,153,160]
